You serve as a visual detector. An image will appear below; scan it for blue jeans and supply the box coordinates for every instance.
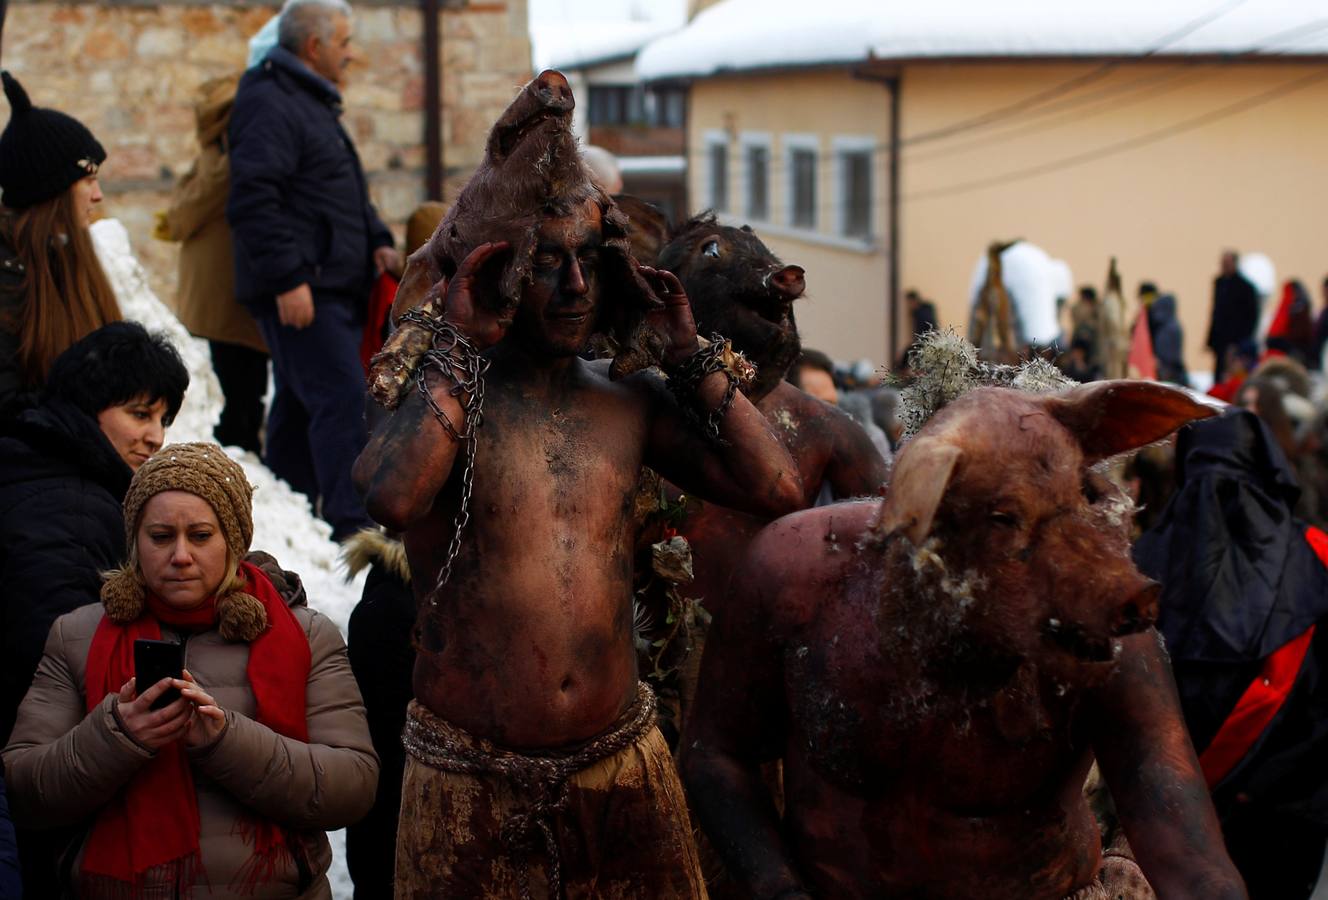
[255,296,372,540]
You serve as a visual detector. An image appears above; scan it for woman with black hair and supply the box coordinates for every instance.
[0,321,188,747]
[0,320,187,894]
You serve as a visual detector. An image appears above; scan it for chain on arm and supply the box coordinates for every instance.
[398,308,490,599]
[666,333,758,443]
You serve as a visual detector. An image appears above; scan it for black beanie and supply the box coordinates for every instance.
[0,71,106,210]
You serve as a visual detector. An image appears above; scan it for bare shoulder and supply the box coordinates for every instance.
[740,499,881,628]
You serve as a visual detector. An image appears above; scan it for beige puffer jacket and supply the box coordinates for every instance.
[2,555,378,899]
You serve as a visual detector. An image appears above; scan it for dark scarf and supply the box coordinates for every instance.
[81,562,311,897]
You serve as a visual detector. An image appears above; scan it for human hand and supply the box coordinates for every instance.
[374,246,402,277]
[439,241,512,350]
[116,677,192,751]
[638,264,699,369]
[177,669,227,749]
[276,283,315,329]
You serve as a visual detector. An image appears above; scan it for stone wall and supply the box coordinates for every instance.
[2,0,531,307]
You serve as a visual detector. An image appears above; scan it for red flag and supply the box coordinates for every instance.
[1127,311,1157,380]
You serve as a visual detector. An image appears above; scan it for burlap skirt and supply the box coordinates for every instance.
[395,684,707,900]
[1064,848,1156,900]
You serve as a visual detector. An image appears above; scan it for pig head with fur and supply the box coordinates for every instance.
[873,380,1214,692]
[658,213,806,399]
[387,70,658,372]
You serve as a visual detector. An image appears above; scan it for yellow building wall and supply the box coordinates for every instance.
[687,71,893,365]
[900,61,1328,375]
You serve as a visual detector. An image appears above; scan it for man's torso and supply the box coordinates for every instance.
[408,359,652,748]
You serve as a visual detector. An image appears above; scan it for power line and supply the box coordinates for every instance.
[897,0,1250,147]
[904,63,1209,164]
[904,67,1328,202]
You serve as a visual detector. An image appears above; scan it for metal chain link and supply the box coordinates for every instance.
[399,309,490,600]
[667,333,746,442]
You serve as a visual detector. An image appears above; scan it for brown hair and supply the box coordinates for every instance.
[6,185,121,387]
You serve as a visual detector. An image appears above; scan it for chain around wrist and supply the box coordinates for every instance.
[666,333,757,441]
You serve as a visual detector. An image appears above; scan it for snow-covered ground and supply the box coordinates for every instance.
[91,219,365,898]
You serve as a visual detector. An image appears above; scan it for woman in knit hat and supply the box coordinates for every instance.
[0,70,121,419]
[3,442,378,899]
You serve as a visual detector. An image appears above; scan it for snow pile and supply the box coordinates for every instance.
[637,0,1327,81]
[91,219,364,898]
[533,20,679,71]
[967,240,1068,348]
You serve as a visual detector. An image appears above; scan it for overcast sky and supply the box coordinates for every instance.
[527,0,686,28]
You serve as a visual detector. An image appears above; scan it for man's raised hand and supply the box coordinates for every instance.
[638,264,700,368]
[442,241,512,350]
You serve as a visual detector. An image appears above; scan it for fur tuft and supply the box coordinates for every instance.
[896,329,1077,439]
[340,528,412,584]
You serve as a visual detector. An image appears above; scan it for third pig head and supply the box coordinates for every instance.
[874,381,1214,686]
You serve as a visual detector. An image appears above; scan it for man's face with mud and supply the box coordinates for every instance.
[509,201,603,358]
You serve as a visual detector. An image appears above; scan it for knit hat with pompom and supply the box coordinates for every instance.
[100,442,268,642]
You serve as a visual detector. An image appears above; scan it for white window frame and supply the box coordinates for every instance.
[702,129,730,214]
[739,131,773,224]
[782,133,820,233]
[833,135,877,244]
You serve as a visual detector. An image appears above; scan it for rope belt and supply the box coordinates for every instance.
[402,682,657,900]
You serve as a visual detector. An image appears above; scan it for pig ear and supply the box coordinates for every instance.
[872,438,961,546]
[1042,380,1217,463]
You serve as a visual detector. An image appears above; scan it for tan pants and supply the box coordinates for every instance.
[395,697,707,900]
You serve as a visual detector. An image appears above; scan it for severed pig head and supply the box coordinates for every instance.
[389,70,658,371]
[873,381,1214,688]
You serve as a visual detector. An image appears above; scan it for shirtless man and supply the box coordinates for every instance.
[681,379,1246,900]
[638,217,888,728]
[354,71,801,899]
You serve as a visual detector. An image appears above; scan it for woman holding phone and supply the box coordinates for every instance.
[3,443,377,899]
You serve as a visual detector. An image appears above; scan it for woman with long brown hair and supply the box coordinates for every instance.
[0,70,120,418]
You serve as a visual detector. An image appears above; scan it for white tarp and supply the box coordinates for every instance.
[967,240,1067,348]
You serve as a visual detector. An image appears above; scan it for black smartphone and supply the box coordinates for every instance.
[133,639,184,711]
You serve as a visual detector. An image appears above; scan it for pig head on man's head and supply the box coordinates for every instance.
[392,70,654,355]
[658,213,807,397]
[874,381,1214,682]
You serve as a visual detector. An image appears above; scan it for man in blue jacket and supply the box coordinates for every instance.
[228,0,398,539]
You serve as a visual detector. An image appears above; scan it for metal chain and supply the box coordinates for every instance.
[399,309,489,600]
[667,333,746,442]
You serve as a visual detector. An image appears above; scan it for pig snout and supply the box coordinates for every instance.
[1108,580,1161,636]
[765,265,806,300]
[534,70,574,111]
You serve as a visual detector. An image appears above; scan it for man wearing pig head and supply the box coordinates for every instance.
[354,70,802,898]
[682,368,1248,900]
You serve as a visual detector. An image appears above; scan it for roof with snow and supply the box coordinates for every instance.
[636,0,1328,81]
[533,20,678,72]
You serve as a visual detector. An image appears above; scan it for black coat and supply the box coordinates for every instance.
[1206,272,1260,354]
[1135,411,1328,896]
[226,47,392,309]
[0,399,131,747]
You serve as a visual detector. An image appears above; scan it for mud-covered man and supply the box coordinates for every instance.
[354,71,801,898]
[682,369,1247,900]
[636,217,888,731]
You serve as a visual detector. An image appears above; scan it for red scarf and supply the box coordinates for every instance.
[82,562,312,896]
